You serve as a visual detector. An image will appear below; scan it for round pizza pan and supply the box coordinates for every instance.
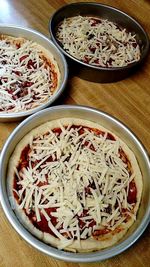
[0,105,150,262]
[0,25,68,122]
[49,2,149,83]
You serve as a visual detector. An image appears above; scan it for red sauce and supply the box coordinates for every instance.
[94,59,99,64]
[83,140,96,151]
[12,70,22,76]
[89,219,96,228]
[89,46,96,53]
[13,145,31,201]
[27,207,98,238]
[85,181,96,196]
[16,43,21,49]
[20,55,28,62]
[18,144,30,171]
[22,81,34,87]
[93,228,110,236]
[127,180,137,204]
[78,219,86,229]
[52,127,62,135]
[7,89,14,95]
[83,56,89,64]
[78,209,88,217]
[27,59,36,69]
[119,148,132,175]
[0,105,14,111]
[27,207,58,236]
[37,180,48,187]
[96,42,100,47]
[107,132,116,141]
[77,209,96,236]
[91,18,101,27]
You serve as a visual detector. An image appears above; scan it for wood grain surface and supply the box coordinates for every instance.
[0,0,150,266]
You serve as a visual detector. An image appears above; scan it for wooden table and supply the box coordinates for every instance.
[0,0,150,266]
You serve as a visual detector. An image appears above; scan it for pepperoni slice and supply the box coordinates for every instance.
[127,180,137,204]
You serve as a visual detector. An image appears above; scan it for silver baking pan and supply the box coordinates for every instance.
[0,25,68,122]
[49,2,149,83]
[0,105,150,262]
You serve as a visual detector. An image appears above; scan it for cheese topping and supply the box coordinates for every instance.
[56,16,141,67]
[13,123,136,248]
[0,36,59,113]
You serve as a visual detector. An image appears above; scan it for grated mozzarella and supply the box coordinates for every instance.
[0,35,59,113]
[56,16,141,68]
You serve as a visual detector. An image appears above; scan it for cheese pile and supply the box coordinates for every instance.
[0,38,55,112]
[56,16,141,67]
[14,122,135,249]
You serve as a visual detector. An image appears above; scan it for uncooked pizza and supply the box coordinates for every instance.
[7,118,142,252]
[0,35,60,113]
[56,15,141,67]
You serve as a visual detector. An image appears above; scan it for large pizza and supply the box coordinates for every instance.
[7,118,142,252]
[0,35,60,113]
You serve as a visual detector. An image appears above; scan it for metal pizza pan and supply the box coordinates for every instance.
[49,2,149,83]
[0,105,150,262]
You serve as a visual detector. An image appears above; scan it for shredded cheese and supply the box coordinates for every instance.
[56,16,141,67]
[0,36,58,113]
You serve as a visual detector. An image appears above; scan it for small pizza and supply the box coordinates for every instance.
[7,118,142,252]
[56,15,141,67]
[0,35,60,113]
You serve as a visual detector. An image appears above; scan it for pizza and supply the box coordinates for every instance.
[0,34,60,113]
[7,118,142,252]
[56,15,141,68]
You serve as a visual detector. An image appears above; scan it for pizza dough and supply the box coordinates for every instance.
[7,118,143,252]
[0,34,60,113]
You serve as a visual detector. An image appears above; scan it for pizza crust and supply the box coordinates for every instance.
[7,118,143,252]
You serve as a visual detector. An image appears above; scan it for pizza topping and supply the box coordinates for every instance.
[13,123,137,248]
[0,36,59,113]
[56,16,141,68]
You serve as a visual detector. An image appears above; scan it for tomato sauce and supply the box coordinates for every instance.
[127,180,137,204]
[18,144,30,171]
[27,59,36,69]
[27,207,58,236]
[93,228,110,236]
[13,144,31,200]
[52,127,62,135]
[20,55,28,62]
[91,18,101,27]
[12,70,22,76]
